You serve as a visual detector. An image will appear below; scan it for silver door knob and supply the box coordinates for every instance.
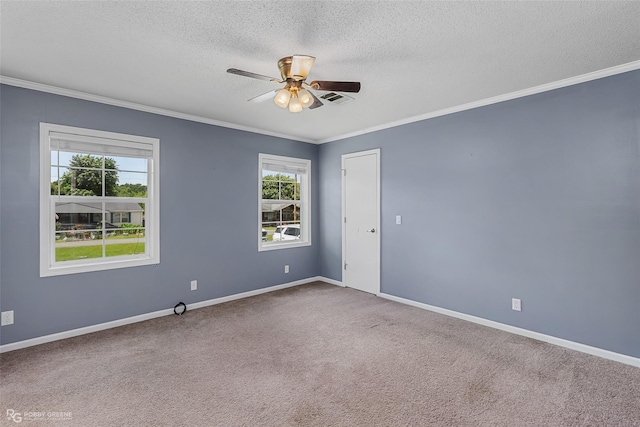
[366,228,376,233]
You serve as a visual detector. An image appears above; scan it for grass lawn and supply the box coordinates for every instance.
[263,226,277,242]
[56,243,145,262]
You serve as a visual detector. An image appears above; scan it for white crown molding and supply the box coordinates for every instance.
[378,292,640,368]
[2,60,639,144]
[0,76,315,144]
[319,60,640,144]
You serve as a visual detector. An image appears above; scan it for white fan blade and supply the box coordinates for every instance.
[249,90,278,103]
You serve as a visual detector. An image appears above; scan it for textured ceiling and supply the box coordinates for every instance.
[1,1,639,143]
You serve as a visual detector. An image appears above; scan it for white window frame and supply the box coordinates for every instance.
[40,123,160,277]
[258,153,311,251]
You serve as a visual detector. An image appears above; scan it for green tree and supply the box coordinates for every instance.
[116,183,147,198]
[262,174,300,200]
[58,155,118,196]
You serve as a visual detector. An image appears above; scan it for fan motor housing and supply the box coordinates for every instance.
[277,56,294,80]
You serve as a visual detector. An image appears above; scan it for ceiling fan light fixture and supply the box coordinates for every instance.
[273,88,291,108]
[288,97,303,113]
[228,54,361,113]
[298,89,313,108]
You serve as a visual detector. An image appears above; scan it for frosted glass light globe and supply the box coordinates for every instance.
[273,88,291,108]
[298,89,313,108]
[288,98,303,113]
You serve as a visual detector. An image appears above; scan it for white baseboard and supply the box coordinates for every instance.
[11,277,630,368]
[316,276,344,287]
[187,276,319,311]
[0,276,340,353]
[378,293,640,368]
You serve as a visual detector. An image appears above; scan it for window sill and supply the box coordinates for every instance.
[40,256,159,277]
[258,240,311,252]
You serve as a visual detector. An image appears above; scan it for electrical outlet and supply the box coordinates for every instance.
[190,280,197,291]
[1,310,14,326]
[396,215,402,225]
[512,298,522,312]
[284,265,289,274]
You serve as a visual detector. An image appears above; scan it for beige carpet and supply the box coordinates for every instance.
[1,282,639,426]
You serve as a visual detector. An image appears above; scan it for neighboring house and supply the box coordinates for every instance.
[56,202,144,227]
[261,202,299,224]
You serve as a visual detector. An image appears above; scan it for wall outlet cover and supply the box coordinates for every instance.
[1,310,14,326]
[512,298,522,312]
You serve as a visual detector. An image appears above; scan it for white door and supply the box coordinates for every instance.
[342,149,380,295]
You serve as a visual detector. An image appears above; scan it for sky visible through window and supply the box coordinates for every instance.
[262,170,297,180]
[51,152,147,186]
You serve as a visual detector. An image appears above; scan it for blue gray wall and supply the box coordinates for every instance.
[319,71,640,358]
[2,71,639,359]
[0,85,319,345]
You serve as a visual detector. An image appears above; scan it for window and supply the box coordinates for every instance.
[259,154,310,251]
[40,123,159,276]
[111,212,131,224]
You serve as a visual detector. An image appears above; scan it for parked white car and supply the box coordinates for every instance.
[272,225,300,241]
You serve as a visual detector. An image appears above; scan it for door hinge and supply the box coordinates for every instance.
[344,262,348,270]
[344,217,347,223]
[342,169,346,176]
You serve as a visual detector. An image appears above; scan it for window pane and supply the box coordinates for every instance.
[50,166,59,195]
[282,202,301,222]
[262,202,290,224]
[106,236,145,258]
[270,223,301,243]
[51,150,59,166]
[52,166,68,195]
[55,231,103,262]
[261,201,302,244]
[58,152,102,168]
[61,168,103,196]
[113,171,148,197]
[293,182,300,201]
[262,180,279,200]
[262,172,278,180]
[281,182,295,200]
[53,198,147,260]
[110,156,147,173]
[261,203,301,224]
[105,202,143,227]
[56,201,103,230]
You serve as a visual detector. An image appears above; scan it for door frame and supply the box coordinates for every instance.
[341,148,381,295]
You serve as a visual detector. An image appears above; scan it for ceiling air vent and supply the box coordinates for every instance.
[319,92,354,105]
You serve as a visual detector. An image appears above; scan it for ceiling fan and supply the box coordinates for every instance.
[227,55,361,113]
